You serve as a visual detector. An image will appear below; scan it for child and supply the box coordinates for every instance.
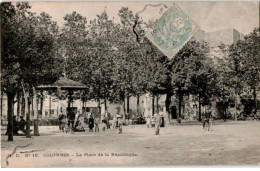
[146,116,151,128]
[94,116,99,132]
[151,116,155,128]
[61,117,69,133]
[101,120,106,132]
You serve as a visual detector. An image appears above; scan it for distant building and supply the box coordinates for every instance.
[194,28,243,47]
[0,95,8,122]
[0,93,147,123]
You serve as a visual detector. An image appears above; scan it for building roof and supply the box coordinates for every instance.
[37,76,87,90]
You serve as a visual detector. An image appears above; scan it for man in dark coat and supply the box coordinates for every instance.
[105,112,110,129]
[68,110,75,132]
[19,115,26,134]
[58,113,66,131]
[88,114,94,132]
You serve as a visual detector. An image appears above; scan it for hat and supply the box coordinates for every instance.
[116,114,122,118]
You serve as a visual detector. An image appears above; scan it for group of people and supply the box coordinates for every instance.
[146,113,164,135]
[5,115,26,136]
[58,109,167,135]
[58,110,85,133]
[59,110,123,134]
[89,113,124,134]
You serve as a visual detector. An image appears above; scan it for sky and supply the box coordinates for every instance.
[28,1,259,35]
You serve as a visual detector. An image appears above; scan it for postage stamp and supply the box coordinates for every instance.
[146,3,200,58]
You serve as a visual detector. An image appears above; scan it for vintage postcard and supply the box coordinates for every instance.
[1,0,260,167]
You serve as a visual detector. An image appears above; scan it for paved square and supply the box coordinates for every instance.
[1,121,260,167]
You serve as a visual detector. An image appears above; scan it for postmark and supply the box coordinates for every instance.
[145,3,200,58]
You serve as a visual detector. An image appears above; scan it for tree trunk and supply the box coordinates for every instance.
[40,92,43,118]
[25,94,31,138]
[156,95,159,112]
[222,102,225,121]
[224,104,227,117]
[1,91,3,126]
[137,95,140,117]
[21,96,25,116]
[253,86,257,116]
[178,93,181,121]
[49,95,51,118]
[234,76,238,122]
[98,97,101,116]
[31,97,34,118]
[21,80,31,138]
[97,84,101,116]
[165,91,172,114]
[7,92,15,141]
[152,95,155,116]
[68,90,72,116]
[178,88,182,122]
[104,97,107,112]
[83,99,86,113]
[198,94,202,122]
[234,94,238,122]
[17,94,20,118]
[222,85,226,121]
[33,87,39,136]
[123,95,126,123]
[127,95,130,115]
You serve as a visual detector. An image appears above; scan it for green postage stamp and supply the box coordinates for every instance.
[146,3,199,58]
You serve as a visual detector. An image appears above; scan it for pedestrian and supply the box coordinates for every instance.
[151,116,155,128]
[58,112,66,131]
[118,116,123,134]
[61,116,69,133]
[146,116,151,128]
[94,115,99,132]
[88,114,94,132]
[101,120,106,132]
[68,110,75,132]
[203,111,212,131]
[159,110,165,127]
[112,115,117,129]
[131,114,136,128]
[105,111,110,129]
[75,114,85,132]
[74,110,80,125]
[154,114,161,135]
[18,115,26,135]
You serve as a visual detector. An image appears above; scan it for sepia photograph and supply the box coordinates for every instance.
[0,0,260,167]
